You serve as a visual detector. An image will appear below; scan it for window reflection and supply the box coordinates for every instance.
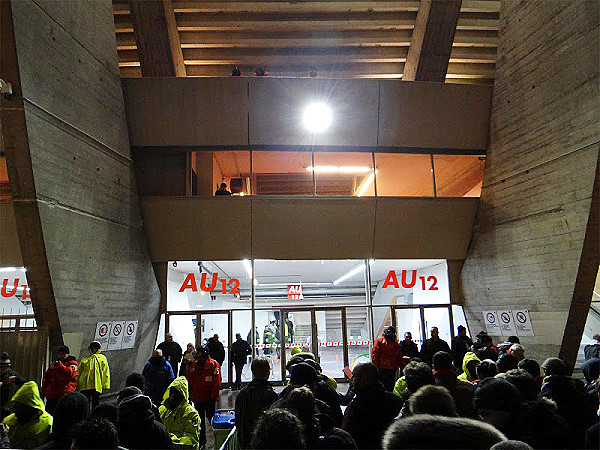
[0,156,9,202]
[313,152,375,196]
[433,155,485,197]
[252,151,313,195]
[374,153,434,196]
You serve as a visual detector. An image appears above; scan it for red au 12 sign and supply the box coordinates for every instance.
[288,284,303,300]
[179,273,241,294]
[381,270,438,291]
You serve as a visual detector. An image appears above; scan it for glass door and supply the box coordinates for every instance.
[281,308,348,382]
[197,312,232,386]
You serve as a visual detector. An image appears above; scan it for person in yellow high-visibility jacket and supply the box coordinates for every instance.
[77,341,110,409]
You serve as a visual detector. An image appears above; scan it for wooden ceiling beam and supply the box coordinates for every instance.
[128,0,186,76]
[403,0,463,82]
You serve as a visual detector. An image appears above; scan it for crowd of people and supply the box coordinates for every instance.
[0,327,597,449]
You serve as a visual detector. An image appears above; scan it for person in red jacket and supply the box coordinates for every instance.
[41,345,78,414]
[371,326,404,392]
[186,345,221,448]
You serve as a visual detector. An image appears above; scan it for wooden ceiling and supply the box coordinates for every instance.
[114,0,499,84]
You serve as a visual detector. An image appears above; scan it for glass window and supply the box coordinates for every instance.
[167,261,252,311]
[316,309,345,379]
[255,309,283,382]
[253,259,368,310]
[395,308,424,347]
[312,152,375,196]
[347,307,372,368]
[372,306,392,342]
[168,314,197,351]
[451,305,471,338]
[252,151,313,195]
[576,265,600,367]
[0,155,9,202]
[374,153,434,196]
[433,155,485,197]
[423,307,452,345]
[369,260,450,306]
[190,151,251,197]
[0,267,32,316]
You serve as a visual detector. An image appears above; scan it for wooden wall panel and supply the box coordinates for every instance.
[248,78,379,147]
[122,78,248,146]
[0,203,23,267]
[374,197,479,259]
[9,0,161,391]
[251,197,376,259]
[122,78,491,151]
[378,81,492,149]
[142,197,252,261]
[461,1,599,364]
[141,197,478,262]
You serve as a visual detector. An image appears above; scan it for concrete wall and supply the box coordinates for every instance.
[461,1,599,363]
[10,0,161,390]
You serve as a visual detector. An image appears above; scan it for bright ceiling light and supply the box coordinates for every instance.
[333,264,366,285]
[306,166,372,173]
[243,259,259,286]
[303,103,332,133]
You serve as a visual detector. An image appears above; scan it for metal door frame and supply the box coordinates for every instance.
[279,306,348,383]
[390,304,455,346]
[165,310,233,387]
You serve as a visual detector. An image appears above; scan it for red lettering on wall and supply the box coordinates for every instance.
[1,278,18,297]
[382,271,399,289]
[179,274,198,292]
[200,273,218,292]
[401,270,417,288]
[427,276,438,290]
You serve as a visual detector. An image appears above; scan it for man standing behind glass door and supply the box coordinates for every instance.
[158,333,183,377]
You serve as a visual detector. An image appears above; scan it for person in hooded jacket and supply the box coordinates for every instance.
[457,352,481,383]
[77,341,110,409]
[118,388,173,449]
[41,345,78,414]
[38,391,89,449]
[160,377,201,450]
[143,349,175,406]
[1,381,52,449]
[0,352,26,419]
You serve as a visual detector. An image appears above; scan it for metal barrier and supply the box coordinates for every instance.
[219,426,238,450]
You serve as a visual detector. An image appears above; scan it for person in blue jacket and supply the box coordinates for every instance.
[143,349,175,406]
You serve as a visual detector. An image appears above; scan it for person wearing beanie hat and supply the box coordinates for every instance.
[77,341,110,409]
[41,345,78,414]
[474,377,522,435]
[371,325,405,392]
[0,352,26,420]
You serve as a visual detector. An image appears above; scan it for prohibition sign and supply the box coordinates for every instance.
[127,323,135,335]
[99,324,109,337]
[515,312,527,324]
[500,312,511,323]
[486,313,496,324]
[113,323,123,336]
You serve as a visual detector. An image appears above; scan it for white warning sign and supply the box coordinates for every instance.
[513,310,534,337]
[498,310,517,336]
[107,321,126,350]
[482,311,501,335]
[94,322,112,348]
[121,321,138,349]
